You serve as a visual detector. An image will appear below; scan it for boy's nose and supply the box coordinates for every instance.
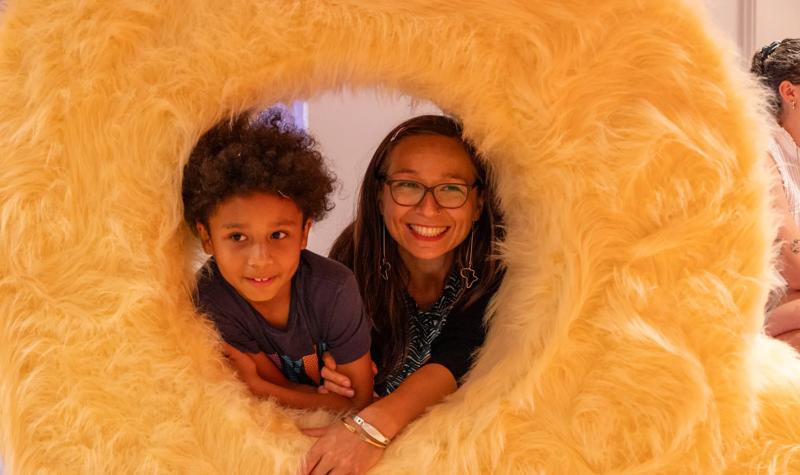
[247,242,274,267]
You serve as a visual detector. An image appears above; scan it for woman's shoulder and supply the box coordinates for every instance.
[770,126,797,164]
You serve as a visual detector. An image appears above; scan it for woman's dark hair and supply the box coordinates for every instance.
[751,39,800,118]
[329,115,504,384]
[182,108,335,232]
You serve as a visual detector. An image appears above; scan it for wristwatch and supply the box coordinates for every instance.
[352,415,391,445]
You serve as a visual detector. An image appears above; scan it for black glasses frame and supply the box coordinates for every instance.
[382,179,481,209]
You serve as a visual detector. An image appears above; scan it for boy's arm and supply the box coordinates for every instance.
[310,272,374,407]
[221,342,308,390]
[326,352,374,408]
[223,343,372,411]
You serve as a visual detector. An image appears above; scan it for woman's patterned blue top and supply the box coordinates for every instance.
[380,269,464,395]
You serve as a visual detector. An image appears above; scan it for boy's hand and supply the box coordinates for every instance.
[318,352,376,398]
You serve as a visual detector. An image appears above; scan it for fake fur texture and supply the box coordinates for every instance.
[0,0,798,473]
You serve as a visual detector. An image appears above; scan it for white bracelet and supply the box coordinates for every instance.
[352,415,391,445]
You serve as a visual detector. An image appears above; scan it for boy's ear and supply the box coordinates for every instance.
[196,223,214,255]
[300,219,312,249]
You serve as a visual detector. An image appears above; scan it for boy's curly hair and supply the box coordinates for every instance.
[182,109,336,233]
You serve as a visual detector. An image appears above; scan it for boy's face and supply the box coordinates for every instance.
[197,191,311,315]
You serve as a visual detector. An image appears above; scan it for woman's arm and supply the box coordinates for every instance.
[769,159,800,289]
[353,363,455,436]
[304,277,499,473]
[223,343,373,411]
[302,364,456,475]
[318,284,492,397]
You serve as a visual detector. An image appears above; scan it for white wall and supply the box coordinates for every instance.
[704,0,740,46]
[704,0,800,61]
[754,0,800,46]
[304,89,439,254]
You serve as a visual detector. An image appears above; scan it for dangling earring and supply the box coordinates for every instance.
[460,227,479,289]
[380,225,391,281]
[793,100,797,112]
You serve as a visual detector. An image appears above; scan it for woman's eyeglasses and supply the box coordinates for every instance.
[383,179,479,208]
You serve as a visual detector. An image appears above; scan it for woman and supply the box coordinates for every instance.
[301,115,504,474]
[752,39,800,350]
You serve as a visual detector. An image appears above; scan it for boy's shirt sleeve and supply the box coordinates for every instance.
[195,266,261,355]
[204,304,261,355]
[323,273,371,365]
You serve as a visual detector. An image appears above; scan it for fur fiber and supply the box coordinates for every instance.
[1,0,799,473]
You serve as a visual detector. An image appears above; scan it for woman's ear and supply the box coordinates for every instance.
[473,192,485,222]
[196,223,214,255]
[779,80,798,109]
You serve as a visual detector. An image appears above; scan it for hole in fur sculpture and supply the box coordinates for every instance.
[0,0,798,473]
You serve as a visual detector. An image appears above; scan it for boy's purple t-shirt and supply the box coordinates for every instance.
[195,249,371,386]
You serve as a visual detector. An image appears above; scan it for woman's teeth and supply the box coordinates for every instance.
[409,224,447,237]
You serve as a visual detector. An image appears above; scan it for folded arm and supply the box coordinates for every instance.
[223,343,373,411]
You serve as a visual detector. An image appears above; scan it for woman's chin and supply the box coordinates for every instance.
[402,243,457,262]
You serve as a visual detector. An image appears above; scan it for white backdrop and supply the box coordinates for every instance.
[304,89,439,254]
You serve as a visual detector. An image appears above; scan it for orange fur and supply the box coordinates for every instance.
[0,0,797,473]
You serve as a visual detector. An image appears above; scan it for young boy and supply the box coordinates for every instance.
[182,110,373,411]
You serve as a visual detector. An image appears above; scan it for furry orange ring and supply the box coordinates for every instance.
[1,0,799,473]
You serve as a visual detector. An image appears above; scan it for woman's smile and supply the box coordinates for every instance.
[407,224,449,240]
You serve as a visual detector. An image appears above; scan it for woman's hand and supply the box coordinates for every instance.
[318,352,377,398]
[302,364,456,474]
[300,422,384,475]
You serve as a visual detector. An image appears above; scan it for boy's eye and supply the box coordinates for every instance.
[228,233,247,242]
[271,231,287,240]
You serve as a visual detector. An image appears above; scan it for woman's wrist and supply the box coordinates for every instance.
[354,403,403,440]
[340,416,389,449]
[352,415,391,444]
